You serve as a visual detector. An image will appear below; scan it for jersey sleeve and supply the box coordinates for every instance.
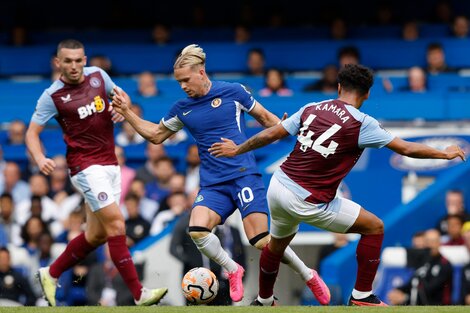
[234,83,256,112]
[31,91,58,125]
[97,67,116,97]
[358,115,395,148]
[280,103,312,136]
[162,103,184,132]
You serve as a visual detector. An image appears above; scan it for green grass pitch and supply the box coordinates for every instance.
[0,306,468,313]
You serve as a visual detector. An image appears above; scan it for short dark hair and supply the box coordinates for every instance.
[0,192,12,201]
[337,64,374,95]
[57,39,85,55]
[427,42,443,52]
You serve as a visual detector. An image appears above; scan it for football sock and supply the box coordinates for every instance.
[352,289,372,299]
[282,246,312,281]
[257,295,274,305]
[355,233,384,292]
[259,245,283,299]
[108,235,143,300]
[192,232,238,272]
[49,232,96,278]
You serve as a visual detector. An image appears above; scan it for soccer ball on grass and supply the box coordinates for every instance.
[181,267,219,305]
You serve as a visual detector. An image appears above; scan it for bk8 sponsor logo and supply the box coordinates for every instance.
[77,96,106,119]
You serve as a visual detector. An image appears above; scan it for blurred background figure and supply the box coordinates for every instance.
[152,23,171,45]
[89,54,115,77]
[6,120,26,146]
[246,48,266,76]
[0,162,31,205]
[426,42,455,74]
[0,247,37,306]
[461,222,470,305]
[387,229,453,305]
[452,15,469,38]
[337,45,360,67]
[136,71,159,97]
[258,68,293,97]
[330,17,348,40]
[135,143,167,184]
[124,193,150,247]
[402,21,419,41]
[303,64,338,93]
[437,190,470,235]
[234,24,251,44]
[115,146,136,204]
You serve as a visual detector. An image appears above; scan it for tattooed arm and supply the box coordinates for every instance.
[209,124,290,157]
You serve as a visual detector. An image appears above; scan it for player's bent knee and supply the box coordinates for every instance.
[188,226,212,239]
[249,231,270,249]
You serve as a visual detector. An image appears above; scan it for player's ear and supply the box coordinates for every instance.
[83,56,87,66]
[337,83,342,95]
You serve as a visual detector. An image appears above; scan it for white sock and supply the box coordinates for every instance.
[282,246,312,281]
[352,289,372,299]
[257,295,274,305]
[192,232,238,272]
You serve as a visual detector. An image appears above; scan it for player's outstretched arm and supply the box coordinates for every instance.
[111,87,175,144]
[386,137,466,161]
[209,123,289,158]
[249,101,286,127]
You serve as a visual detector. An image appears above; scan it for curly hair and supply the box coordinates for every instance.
[337,64,374,95]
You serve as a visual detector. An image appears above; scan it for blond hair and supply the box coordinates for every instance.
[173,44,206,69]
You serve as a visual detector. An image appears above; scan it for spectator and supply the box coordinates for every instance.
[406,66,427,92]
[20,216,51,256]
[55,210,85,244]
[234,24,251,44]
[337,45,360,67]
[89,54,115,77]
[258,68,293,97]
[402,21,419,41]
[411,230,426,249]
[145,156,174,205]
[433,0,453,24]
[387,229,453,305]
[318,233,350,266]
[452,15,469,39]
[6,120,26,146]
[246,48,266,76]
[115,104,146,146]
[0,146,5,190]
[150,191,187,235]
[0,247,37,306]
[115,146,136,204]
[303,64,338,93]
[125,178,159,223]
[124,193,150,247]
[442,214,465,245]
[437,189,470,235]
[460,221,470,304]
[135,142,167,184]
[0,162,31,205]
[0,192,22,246]
[426,43,455,74]
[136,71,159,97]
[151,23,171,45]
[50,52,61,81]
[169,209,246,305]
[330,17,347,40]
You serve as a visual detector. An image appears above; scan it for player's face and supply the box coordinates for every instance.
[55,48,87,84]
[174,66,205,98]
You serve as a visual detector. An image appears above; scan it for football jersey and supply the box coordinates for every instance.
[31,67,118,176]
[163,81,259,187]
[276,99,394,204]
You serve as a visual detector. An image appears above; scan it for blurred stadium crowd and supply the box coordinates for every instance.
[0,0,469,306]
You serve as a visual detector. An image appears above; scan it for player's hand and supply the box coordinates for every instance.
[110,87,130,114]
[110,109,125,123]
[38,157,56,176]
[445,145,466,161]
[209,138,238,158]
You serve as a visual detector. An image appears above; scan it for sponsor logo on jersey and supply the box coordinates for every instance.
[77,96,106,119]
[98,192,108,201]
[211,98,222,108]
[390,136,470,171]
[195,195,204,203]
[90,77,101,88]
[61,94,72,103]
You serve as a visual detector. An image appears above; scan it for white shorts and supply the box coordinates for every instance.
[267,175,361,239]
[70,165,121,212]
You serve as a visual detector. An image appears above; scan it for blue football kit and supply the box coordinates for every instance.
[162,81,268,222]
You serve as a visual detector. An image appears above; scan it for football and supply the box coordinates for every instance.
[181,267,219,305]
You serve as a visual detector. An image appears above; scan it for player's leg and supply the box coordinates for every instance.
[240,174,330,305]
[188,187,243,301]
[322,197,386,306]
[346,207,386,306]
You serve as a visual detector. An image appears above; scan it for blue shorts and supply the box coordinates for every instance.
[193,174,269,223]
